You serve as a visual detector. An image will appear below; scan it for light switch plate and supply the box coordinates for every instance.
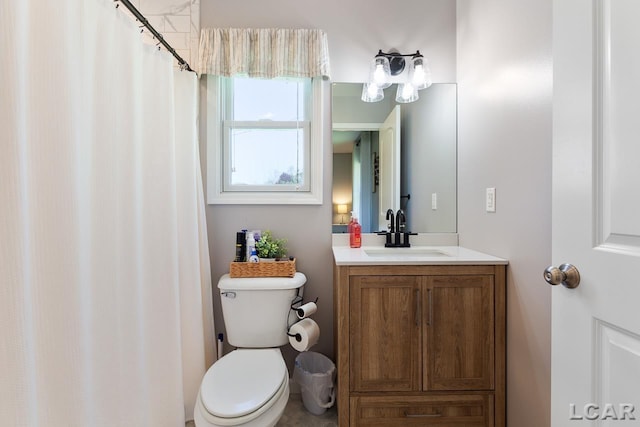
[486,187,496,212]
[431,193,438,210]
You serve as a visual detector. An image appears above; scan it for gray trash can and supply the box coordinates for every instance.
[293,351,336,415]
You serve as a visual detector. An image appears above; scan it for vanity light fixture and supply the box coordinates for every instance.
[362,50,432,103]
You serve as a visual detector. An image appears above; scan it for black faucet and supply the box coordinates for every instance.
[378,208,416,247]
[393,209,409,247]
[386,209,395,233]
[397,209,417,246]
[395,209,406,233]
[377,209,395,246]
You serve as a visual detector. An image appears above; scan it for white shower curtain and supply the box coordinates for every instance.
[0,1,214,426]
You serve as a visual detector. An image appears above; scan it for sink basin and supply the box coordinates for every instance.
[364,247,451,257]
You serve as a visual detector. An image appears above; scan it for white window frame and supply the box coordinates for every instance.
[206,75,324,204]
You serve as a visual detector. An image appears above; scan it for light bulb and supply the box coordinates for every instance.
[413,64,425,84]
[401,83,413,98]
[373,64,386,86]
[368,55,391,89]
[361,82,384,102]
[395,82,419,103]
[410,55,432,90]
[368,83,379,97]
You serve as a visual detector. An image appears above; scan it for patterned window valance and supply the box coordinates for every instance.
[197,28,331,79]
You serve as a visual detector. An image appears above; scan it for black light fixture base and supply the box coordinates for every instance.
[388,56,405,76]
[376,50,423,76]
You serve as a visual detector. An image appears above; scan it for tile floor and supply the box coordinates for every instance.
[276,393,338,427]
[186,393,338,427]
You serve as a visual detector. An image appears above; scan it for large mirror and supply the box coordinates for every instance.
[332,83,457,233]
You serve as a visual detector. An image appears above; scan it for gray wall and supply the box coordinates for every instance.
[402,84,457,232]
[199,78,333,368]
[199,0,458,369]
[332,84,395,124]
[201,0,457,83]
[457,1,552,426]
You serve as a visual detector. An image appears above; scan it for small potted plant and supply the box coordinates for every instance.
[255,230,287,261]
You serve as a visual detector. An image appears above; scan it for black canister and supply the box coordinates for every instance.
[235,231,246,262]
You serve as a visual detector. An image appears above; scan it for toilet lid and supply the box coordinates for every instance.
[200,349,286,418]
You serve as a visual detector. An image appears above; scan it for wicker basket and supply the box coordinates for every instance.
[229,258,296,278]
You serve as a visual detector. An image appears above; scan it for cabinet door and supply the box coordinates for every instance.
[424,275,494,390]
[350,276,421,392]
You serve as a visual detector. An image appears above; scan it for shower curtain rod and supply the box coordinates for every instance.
[115,0,194,72]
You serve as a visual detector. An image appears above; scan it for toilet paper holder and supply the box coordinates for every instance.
[290,296,318,312]
[290,296,318,319]
[287,296,318,342]
[287,330,304,342]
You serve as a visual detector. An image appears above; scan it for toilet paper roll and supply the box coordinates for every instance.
[288,318,320,352]
[296,302,318,319]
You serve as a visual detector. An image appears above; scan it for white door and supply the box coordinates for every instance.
[552,0,640,425]
[379,105,401,225]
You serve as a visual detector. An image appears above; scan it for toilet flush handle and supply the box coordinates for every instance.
[221,291,236,298]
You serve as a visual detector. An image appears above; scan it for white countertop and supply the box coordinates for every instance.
[333,245,508,266]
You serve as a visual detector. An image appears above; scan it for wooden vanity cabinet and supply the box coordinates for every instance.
[334,264,505,427]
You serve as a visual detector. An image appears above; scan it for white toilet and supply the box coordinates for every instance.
[194,272,307,427]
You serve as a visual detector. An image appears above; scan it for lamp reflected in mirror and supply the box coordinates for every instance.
[362,82,384,102]
[396,83,419,103]
[337,204,348,224]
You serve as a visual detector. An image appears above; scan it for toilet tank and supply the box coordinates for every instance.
[218,272,307,348]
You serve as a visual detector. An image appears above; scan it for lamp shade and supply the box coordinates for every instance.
[410,55,432,90]
[337,204,348,214]
[361,82,384,102]
[395,82,419,103]
[368,55,391,89]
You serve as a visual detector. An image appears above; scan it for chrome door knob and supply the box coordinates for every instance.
[544,264,580,288]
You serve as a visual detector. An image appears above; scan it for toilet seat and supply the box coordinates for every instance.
[197,349,288,426]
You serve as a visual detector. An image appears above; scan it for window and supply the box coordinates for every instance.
[207,75,324,204]
[224,77,309,191]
